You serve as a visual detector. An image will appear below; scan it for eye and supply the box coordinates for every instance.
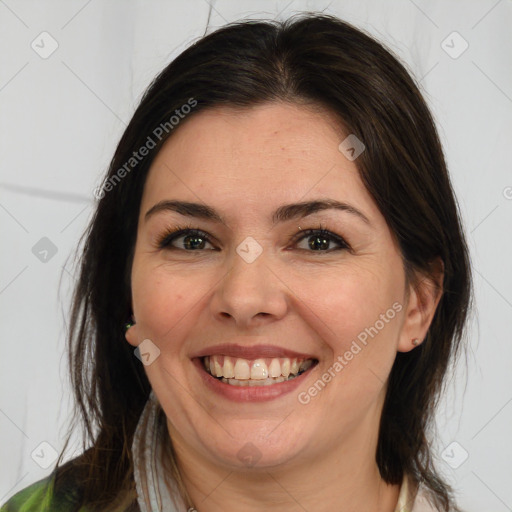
[290,225,351,253]
[156,226,217,251]
[156,224,351,254]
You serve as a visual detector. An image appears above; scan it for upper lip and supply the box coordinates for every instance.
[191,344,318,360]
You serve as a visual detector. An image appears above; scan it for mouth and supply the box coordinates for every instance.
[201,355,318,387]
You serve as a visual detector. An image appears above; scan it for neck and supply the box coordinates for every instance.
[180,457,400,512]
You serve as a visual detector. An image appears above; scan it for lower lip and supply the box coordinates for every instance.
[192,357,318,402]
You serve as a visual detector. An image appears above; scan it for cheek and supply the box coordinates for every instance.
[300,271,403,409]
[293,263,403,358]
[131,261,206,343]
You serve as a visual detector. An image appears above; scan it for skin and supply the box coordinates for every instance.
[126,102,443,512]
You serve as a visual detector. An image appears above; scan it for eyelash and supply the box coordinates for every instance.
[156,223,351,254]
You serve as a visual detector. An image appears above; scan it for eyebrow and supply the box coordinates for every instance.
[144,199,371,226]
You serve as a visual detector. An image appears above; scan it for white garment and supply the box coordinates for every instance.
[131,391,439,512]
[131,390,187,511]
[394,473,440,512]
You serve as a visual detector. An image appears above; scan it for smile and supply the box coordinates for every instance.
[203,355,317,387]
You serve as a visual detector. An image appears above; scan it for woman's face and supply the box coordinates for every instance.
[126,102,423,471]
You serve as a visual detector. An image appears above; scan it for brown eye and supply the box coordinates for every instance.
[291,228,350,253]
[157,228,216,251]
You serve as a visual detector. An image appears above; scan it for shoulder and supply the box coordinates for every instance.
[0,454,87,512]
[412,485,445,512]
[1,451,140,512]
[0,473,58,511]
[396,474,446,512]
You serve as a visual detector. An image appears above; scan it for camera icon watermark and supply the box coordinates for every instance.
[32,237,58,263]
[134,339,161,366]
[236,442,262,467]
[31,441,58,469]
[441,31,469,59]
[236,237,263,263]
[31,31,59,59]
[441,441,469,469]
[338,134,365,161]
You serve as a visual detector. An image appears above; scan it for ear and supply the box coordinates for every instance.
[397,257,444,353]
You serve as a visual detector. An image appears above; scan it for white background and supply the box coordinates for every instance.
[1,1,511,510]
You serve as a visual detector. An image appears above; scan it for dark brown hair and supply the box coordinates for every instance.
[52,12,472,511]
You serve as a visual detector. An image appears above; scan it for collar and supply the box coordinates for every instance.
[131,390,187,512]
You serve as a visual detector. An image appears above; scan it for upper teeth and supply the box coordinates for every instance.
[203,355,313,380]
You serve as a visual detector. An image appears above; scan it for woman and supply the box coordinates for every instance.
[1,13,472,512]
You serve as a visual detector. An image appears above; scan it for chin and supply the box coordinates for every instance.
[195,419,310,471]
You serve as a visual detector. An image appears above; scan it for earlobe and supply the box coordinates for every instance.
[398,258,444,353]
[125,326,138,347]
[124,316,138,347]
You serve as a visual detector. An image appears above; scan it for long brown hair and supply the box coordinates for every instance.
[53,13,472,511]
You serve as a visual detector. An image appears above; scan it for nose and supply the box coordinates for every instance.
[210,245,288,328]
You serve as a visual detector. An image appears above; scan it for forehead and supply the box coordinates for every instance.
[140,102,381,224]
